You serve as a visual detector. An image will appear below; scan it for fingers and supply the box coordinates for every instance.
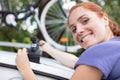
[39,40,51,52]
[16,48,28,62]
[39,40,45,46]
[16,48,31,75]
[16,48,29,66]
[17,49,21,55]
[17,48,27,55]
[23,48,27,54]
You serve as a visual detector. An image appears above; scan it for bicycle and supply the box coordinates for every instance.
[0,0,82,53]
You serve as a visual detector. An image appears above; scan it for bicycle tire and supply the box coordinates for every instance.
[40,0,81,53]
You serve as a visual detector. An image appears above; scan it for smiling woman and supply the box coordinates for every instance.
[16,1,120,80]
[68,6,114,49]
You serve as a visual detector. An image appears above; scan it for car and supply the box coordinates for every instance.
[0,50,74,80]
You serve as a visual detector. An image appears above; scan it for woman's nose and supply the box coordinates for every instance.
[76,24,84,35]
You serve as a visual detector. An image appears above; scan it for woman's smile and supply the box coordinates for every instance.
[81,33,92,43]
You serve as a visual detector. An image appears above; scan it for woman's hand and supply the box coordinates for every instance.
[39,40,52,52]
[16,48,37,80]
[16,48,31,74]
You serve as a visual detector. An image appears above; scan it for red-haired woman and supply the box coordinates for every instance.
[16,1,120,80]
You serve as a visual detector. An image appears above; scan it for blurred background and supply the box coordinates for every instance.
[0,0,120,57]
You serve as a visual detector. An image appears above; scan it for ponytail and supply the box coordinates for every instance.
[109,19,120,36]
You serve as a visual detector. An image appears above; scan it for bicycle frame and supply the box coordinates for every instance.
[0,0,81,53]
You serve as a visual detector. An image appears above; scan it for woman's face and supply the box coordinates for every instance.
[68,7,111,49]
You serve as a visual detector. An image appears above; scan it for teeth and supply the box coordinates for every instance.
[83,35,90,42]
[80,34,91,43]
[77,32,92,43]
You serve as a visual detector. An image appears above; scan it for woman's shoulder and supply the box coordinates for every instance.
[86,36,120,53]
[76,36,120,67]
[76,36,120,68]
[75,37,120,79]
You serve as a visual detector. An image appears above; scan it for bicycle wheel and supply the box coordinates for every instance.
[40,0,81,53]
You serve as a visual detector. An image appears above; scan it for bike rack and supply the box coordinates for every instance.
[0,41,30,48]
[0,50,74,80]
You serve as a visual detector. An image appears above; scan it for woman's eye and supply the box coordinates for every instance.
[82,18,89,25]
[71,26,76,33]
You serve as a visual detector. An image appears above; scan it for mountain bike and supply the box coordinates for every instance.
[0,0,82,53]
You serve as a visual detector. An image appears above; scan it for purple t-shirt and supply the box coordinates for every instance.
[74,37,120,80]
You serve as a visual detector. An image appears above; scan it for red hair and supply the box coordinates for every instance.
[67,2,120,36]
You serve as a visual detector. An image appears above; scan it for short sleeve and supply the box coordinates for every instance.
[74,41,120,79]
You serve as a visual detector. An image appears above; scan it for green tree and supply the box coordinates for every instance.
[0,0,120,55]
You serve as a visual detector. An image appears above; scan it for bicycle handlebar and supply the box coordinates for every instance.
[0,0,40,29]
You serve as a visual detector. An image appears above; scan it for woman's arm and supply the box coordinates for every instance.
[16,48,103,80]
[70,65,103,80]
[16,48,37,80]
[39,40,79,68]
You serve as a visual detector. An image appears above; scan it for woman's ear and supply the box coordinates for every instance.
[103,14,109,27]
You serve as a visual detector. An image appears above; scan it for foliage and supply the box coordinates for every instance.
[0,26,33,51]
[1,0,120,55]
[0,0,39,51]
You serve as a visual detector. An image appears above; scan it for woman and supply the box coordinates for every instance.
[16,1,120,80]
